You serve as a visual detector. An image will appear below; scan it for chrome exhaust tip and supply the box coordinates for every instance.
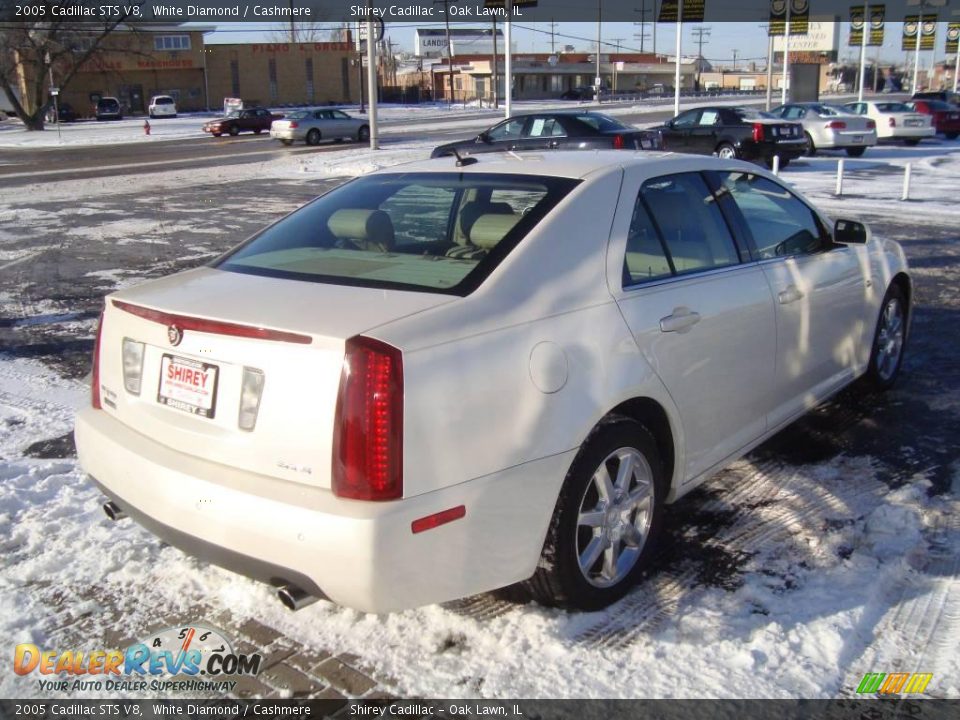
[277,584,318,611]
[103,501,126,521]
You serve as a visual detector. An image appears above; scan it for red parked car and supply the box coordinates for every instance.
[908,100,960,140]
[202,107,283,137]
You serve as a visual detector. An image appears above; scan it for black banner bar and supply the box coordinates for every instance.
[2,699,960,720]
[1,0,960,25]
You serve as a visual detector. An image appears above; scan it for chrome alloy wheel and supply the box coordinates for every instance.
[576,447,655,588]
[717,145,737,159]
[876,297,905,382]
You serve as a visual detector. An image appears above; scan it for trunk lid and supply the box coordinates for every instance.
[96,267,453,489]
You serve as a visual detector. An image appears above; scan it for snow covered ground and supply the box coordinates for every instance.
[1,137,958,700]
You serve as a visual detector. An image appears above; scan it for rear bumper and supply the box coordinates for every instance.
[879,126,936,140]
[75,407,570,613]
[269,128,303,141]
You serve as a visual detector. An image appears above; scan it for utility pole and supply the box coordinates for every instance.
[505,0,513,118]
[781,0,791,105]
[492,18,499,109]
[674,0,682,116]
[548,19,558,54]
[912,11,924,93]
[690,26,710,91]
[595,0,603,103]
[611,38,624,94]
[435,0,455,106]
[634,1,647,53]
[732,48,739,71]
[367,17,378,148]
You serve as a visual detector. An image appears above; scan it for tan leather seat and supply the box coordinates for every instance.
[447,201,515,260]
[327,209,395,252]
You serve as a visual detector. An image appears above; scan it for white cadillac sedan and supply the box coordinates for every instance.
[75,152,911,613]
[843,101,936,145]
[771,102,878,157]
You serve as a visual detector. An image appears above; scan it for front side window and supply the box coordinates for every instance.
[217,173,579,295]
[525,117,565,137]
[717,172,826,259]
[640,173,741,275]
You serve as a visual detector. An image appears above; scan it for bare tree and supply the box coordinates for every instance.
[0,2,138,130]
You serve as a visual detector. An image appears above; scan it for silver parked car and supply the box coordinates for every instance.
[270,108,370,146]
[770,102,878,157]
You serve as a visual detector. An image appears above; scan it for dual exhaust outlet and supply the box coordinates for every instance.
[102,500,319,612]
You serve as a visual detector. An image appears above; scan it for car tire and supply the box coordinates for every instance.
[357,125,370,142]
[804,132,817,156]
[946,132,959,140]
[229,125,240,136]
[846,146,867,157]
[306,129,321,146]
[212,132,222,137]
[715,143,738,159]
[280,139,293,146]
[863,284,908,392]
[904,138,921,146]
[254,128,263,134]
[522,417,666,610]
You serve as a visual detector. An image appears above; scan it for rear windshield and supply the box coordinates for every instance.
[733,108,774,120]
[98,99,119,109]
[286,110,310,119]
[154,97,174,104]
[575,113,629,131]
[216,172,581,295]
[875,102,911,113]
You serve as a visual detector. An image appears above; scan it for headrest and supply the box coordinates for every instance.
[470,213,522,250]
[327,209,395,247]
[459,201,515,244]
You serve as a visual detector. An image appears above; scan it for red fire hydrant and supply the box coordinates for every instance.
[143,120,151,135]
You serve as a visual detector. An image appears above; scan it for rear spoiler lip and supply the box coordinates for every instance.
[111,299,313,345]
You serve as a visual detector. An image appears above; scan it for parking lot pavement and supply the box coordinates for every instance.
[1,154,958,699]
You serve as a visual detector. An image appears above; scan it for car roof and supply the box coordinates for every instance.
[376,150,745,181]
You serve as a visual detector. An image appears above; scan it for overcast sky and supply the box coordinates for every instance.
[198,21,959,67]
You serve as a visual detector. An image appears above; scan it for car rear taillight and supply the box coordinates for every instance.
[238,367,265,432]
[888,117,896,127]
[288,121,299,129]
[612,134,625,149]
[752,123,765,142]
[91,312,104,409]
[333,336,403,501]
[827,120,847,129]
[121,338,145,395]
[867,120,876,129]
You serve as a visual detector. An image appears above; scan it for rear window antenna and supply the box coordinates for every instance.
[451,148,478,167]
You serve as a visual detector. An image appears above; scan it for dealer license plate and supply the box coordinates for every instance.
[905,119,922,127]
[852,135,863,143]
[158,354,219,419]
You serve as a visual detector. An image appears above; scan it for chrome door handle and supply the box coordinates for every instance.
[778,286,805,305]
[659,309,701,333]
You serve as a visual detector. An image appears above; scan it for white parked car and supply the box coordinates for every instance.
[270,108,369,146]
[148,95,177,119]
[771,102,878,156]
[75,152,911,613]
[843,101,935,145]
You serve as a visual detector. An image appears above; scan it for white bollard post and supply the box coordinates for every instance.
[835,158,845,196]
[771,155,780,176]
[901,163,912,201]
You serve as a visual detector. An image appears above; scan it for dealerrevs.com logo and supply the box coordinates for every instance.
[14,625,262,694]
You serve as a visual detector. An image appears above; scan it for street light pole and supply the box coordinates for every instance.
[674,0,682,117]
[781,1,791,105]
[367,18,378,148]
[857,2,868,102]
[595,0,602,104]
[505,0,513,118]
[912,12,923,93]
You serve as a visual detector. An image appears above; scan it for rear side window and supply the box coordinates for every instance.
[217,173,579,295]
[623,199,672,284]
[641,173,741,275]
[718,172,826,259]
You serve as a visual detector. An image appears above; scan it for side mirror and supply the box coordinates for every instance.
[665,120,674,129]
[477,132,490,143]
[834,219,868,244]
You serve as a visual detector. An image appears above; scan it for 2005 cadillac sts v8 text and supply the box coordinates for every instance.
[75,152,911,613]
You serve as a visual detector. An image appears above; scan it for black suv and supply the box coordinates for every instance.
[95,97,123,121]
